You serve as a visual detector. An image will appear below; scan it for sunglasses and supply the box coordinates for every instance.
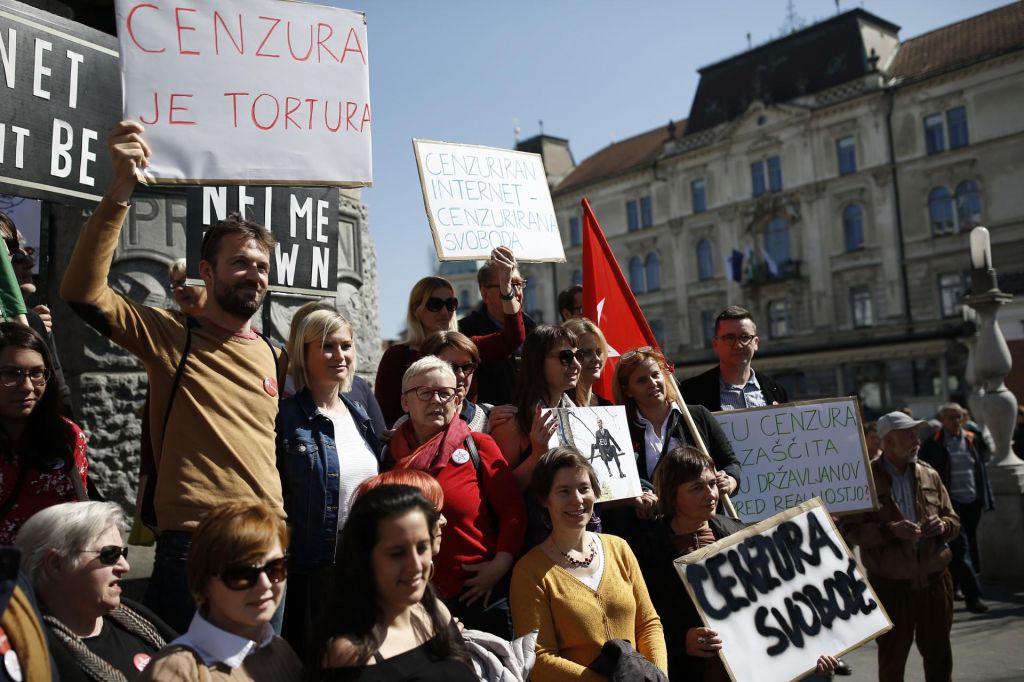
[547,349,587,366]
[217,556,289,591]
[79,545,129,566]
[620,346,655,362]
[425,297,458,313]
[449,361,478,376]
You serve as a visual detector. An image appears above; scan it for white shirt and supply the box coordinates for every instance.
[636,407,683,478]
[171,612,275,669]
[329,413,379,530]
[576,535,606,591]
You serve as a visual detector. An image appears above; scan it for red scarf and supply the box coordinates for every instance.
[388,417,473,475]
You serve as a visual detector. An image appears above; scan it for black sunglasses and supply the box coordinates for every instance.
[425,297,458,313]
[547,349,586,366]
[79,545,128,566]
[449,361,478,375]
[217,556,289,591]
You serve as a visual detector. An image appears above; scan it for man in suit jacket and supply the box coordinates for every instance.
[679,306,789,413]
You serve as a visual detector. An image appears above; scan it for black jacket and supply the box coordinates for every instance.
[678,366,789,413]
[588,638,669,682]
[634,516,748,682]
[919,429,995,512]
[457,304,537,406]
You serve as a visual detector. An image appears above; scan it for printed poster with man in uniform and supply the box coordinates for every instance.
[544,405,643,502]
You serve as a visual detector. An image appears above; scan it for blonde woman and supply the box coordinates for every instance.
[562,317,611,407]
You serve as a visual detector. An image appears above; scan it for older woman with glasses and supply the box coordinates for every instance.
[16,501,176,682]
[375,248,525,428]
[383,357,525,639]
[0,322,88,546]
[561,318,611,407]
[140,502,303,681]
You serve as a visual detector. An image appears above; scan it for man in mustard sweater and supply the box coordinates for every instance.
[61,121,286,634]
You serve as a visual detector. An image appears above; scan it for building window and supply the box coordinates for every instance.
[650,319,665,350]
[691,178,707,213]
[569,216,581,247]
[955,180,981,229]
[767,156,783,192]
[850,286,874,327]
[701,310,716,348]
[929,187,955,235]
[696,239,714,281]
[572,269,583,286]
[767,299,791,339]
[627,200,639,232]
[751,161,766,197]
[640,196,653,228]
[938,272,964,318]
[645,253,661,292]
[629,256,645,293]
[837,136,856,175]
[764,217,791,266]
[947,106,969,149]
[843,204,864,251]
[924,114,945,155]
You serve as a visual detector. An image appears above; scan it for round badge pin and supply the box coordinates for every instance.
[133,653,152,671]
[263,377,278,397]
[4,650,23,682]
[451,448,470,465]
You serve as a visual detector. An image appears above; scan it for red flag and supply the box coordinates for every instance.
[581,198,661,399]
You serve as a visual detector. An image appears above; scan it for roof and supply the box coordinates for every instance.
[887,2,1024,82]
[555,121,682,194]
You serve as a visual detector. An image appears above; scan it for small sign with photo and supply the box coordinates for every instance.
[544,405,642,502]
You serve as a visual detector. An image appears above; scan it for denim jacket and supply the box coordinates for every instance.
[275,388,379,572]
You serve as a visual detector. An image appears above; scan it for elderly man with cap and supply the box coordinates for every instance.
[845,411,960,682]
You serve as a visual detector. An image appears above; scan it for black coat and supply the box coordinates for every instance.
[678,366,789,414]
[457,304,537,406]
[634,516,748,682]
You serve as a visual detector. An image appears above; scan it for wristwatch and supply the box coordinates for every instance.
[499,290,516,301]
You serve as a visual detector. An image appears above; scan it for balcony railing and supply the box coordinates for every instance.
[742,259,802,286]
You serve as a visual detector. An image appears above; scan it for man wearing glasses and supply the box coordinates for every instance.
[459,260,537,406]
[680,306,789,413]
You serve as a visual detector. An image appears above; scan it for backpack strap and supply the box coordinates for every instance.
[161,316,198,447]
[256,332,287,391]
[464,434,483,484]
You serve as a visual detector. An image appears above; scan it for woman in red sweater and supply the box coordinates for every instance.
[383,356,526,640]
[374,247,525,428]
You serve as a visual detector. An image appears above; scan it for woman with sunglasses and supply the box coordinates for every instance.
[277,307,380,663]
[374,247,525,428]
[562,318,612,407]
[607,347,740,542]
[140,501,303,681]
[383,357,525,638]
[16,501,176,682]
[0,322,88,546]
[318,484,475,681]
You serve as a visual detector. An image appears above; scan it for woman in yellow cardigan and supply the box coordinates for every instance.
[510,447,667,681]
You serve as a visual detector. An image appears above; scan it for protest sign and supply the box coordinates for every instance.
[713,397,877,521]
[677,499,891,682]
[413,139,565,262]
[544,405,642,502]
[0,0,120,206]
[185,185,340,296]
[114,0,371,187]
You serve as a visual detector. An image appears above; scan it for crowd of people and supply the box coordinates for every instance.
[0,119,1004,682]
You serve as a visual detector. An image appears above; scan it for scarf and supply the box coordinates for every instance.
[387,416,474,476]
[43,605,167,682]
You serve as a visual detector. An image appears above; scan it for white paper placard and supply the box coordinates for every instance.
[713,397,878,521]
[413,139,565,262]
[677,499,892,682]
[114,0,371,186]
[544,405,642,502]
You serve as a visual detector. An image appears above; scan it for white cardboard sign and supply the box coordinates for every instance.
[544,405,642,502]
[677,499,892,682]
[713,397,878,522]
[413,139,565,262]
[114,0,372,186]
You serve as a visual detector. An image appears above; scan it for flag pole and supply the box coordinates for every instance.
[668,373,740,520]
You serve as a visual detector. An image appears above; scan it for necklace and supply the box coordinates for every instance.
[552,534,597,569]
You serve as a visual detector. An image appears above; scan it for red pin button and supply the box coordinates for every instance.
[263,377,278,397]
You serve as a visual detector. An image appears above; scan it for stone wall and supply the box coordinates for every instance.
[45,191,381,508]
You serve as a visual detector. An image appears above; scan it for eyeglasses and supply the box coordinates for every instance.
[403,386,459,403]
[449,361,478,376]
[483,278,527,290]
[715,334,757,347]
[217,556,289,591]
[79,545,128,566]
[547,349,586,366]
[620,346,654,362]
[424,297,458,313]
[168,279,188,291]
[11,251,33,266]
[0,367,50,387]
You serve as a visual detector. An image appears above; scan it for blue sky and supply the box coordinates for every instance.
[328,0,1009,339]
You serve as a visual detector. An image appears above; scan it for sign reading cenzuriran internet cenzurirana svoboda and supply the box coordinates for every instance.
[713,397,878,522]
[413,139,566,262]
[113,0,371,187]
